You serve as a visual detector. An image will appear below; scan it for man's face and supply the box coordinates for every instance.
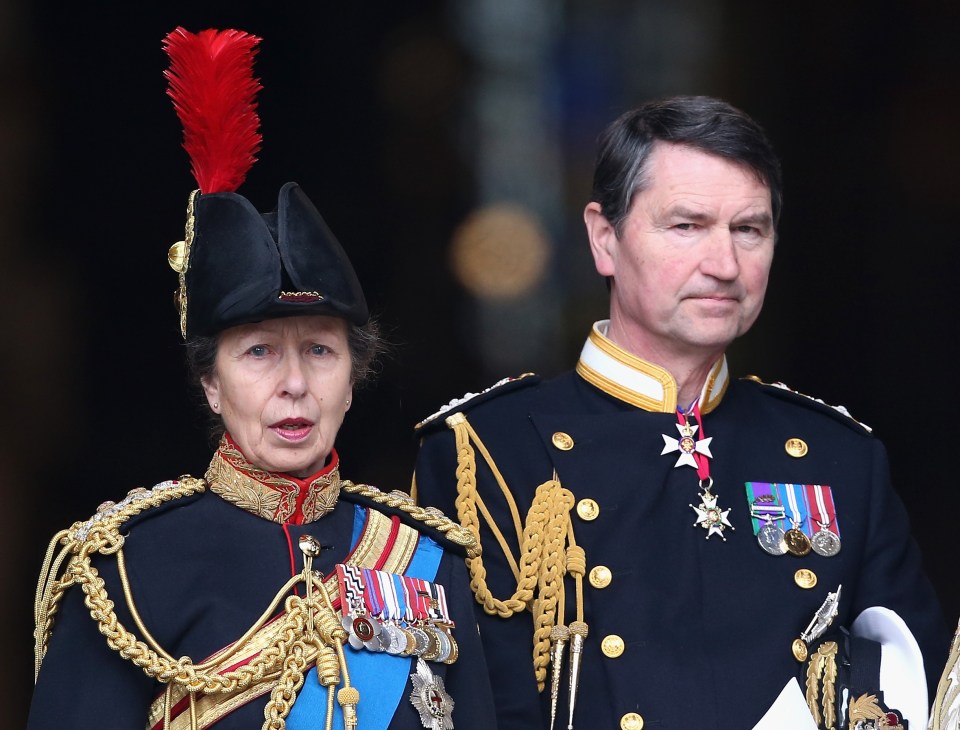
[586,142,775,363]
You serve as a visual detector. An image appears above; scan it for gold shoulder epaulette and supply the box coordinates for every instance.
[742,375,872,433]
[341,481,479,558]
[34,477,206,679]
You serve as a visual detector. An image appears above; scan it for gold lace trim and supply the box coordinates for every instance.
[206,438,341,524]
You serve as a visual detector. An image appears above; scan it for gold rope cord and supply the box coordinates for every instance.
[340,481,479,558]
[445,413,577,690]
[32,477,358,730]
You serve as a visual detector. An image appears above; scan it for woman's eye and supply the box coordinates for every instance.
[247,345,269,357]
[310,344,331,356]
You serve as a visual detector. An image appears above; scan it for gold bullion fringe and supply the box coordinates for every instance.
[444,412,584,691]
[33,477,358,730]
[805,640,838,730]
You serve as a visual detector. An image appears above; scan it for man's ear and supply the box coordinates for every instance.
[584,202,618,277]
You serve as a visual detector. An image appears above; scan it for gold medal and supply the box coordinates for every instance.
[784,526,812,556]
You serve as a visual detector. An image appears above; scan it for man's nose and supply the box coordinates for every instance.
[700,229,740,280]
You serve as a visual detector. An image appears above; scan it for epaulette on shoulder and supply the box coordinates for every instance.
[415,373,540,434]
[742,375,873,434]
[340,482,479,559]
[34,477,206,678]
[67,477,206,545]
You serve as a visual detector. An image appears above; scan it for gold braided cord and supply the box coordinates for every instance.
[34,479,207,679]
[449,417,532,615]
[445,414,576,692]
[340,480,479,558]
[32,476,361,730]
[460,418,525,546]
[530,482,574,689]
[566,531,587,625]
[34,529,73,680]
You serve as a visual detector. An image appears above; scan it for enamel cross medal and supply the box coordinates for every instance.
[662,402,733,540]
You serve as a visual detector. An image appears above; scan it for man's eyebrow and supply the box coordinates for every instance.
[664,205,712,222]
[731,210,774,228]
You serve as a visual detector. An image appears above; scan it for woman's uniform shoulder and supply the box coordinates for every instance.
[339,481,478,558]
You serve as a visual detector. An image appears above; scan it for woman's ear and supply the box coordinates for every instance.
[201,375,221,413]
[584,202,618,277]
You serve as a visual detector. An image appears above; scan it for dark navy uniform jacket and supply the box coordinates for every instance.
[414,332,946,729]
[29,451,495,730]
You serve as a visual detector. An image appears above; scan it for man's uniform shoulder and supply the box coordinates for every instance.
[739,374,875,436]
[415,373,542,436]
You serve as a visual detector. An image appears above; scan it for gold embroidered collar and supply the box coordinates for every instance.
[205,436,341,524]
[575,320,729,414]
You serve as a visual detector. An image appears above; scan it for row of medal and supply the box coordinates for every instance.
[745,482,842,557]
[335,564,459,664]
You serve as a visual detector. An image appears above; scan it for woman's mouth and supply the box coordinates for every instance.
[270,418,314,441]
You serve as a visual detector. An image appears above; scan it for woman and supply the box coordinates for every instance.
[29,27,495,730]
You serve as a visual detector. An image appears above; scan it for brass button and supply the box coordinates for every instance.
[785,438,808,458]
[552,432,574,450]
[601,634,625,658]
[792,638,808,662]
[621,712,644,730]
[576,498,600,521]
[744,374,763,383]
[589,565,612,589]
[794,568,817,589]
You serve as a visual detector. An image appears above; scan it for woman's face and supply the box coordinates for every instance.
[202,315,353,477]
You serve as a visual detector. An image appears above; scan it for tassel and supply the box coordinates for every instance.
[162,26,263,194]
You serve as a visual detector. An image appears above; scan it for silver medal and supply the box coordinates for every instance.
[757,521,788,556]
[811,527,841,557]
[384,624,406,655]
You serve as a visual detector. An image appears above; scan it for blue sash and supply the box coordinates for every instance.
[287,504,444,729]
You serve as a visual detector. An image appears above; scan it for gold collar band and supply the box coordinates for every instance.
[206,437,341,524]
[575,321,728,413]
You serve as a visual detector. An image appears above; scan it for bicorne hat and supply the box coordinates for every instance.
[163,27,368,339]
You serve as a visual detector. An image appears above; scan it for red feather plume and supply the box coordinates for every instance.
[163,27,263,194]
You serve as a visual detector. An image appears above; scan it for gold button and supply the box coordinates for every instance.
[601,634,625,658]
[792,638,809,662]
[620,712,644,730]
[785,438,808,458]
[794,568,817,589]
[576,498,600,521]
[552,432,574,450]
[589,565,612,589]
[744,374,763,383]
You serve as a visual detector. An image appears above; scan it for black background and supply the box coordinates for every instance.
[5,2,959,725]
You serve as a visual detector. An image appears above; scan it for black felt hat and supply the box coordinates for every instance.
[179,182,368,338]
[164,27,367,338]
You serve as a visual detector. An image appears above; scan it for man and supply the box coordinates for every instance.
[413,96,947,729]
